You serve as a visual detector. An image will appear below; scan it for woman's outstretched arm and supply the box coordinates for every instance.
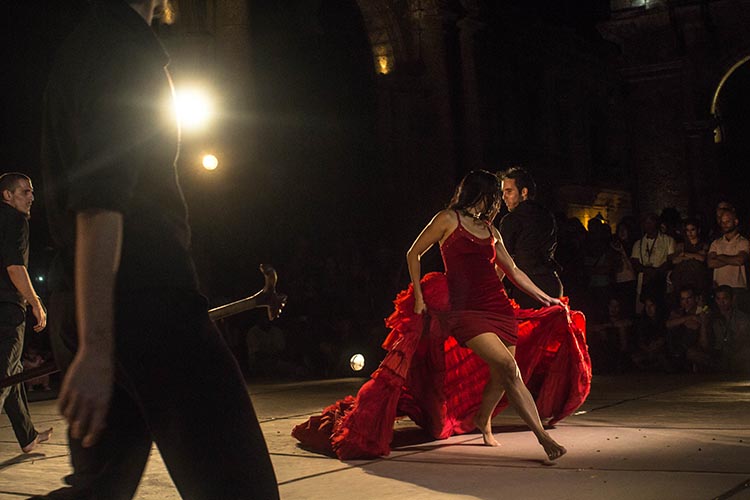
[406,210,454,314]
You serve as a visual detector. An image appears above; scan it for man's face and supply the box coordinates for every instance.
[642,217,658,236]
[716,202,733,223]
[679,291,696,313]
[644,299,657,318]
[501,178,526,212]
[715,291,733,313]
[684,224,698,240]
[720,212,738,235]
[2,179,34,217]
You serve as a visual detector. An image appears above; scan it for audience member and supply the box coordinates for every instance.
[611,217,638,316]
[666,287,712,372]
[588,296,633,374]
[631,213,675,313]
[708,209,750,313]
[708,200,736,242]
[584,217,616,322]
[669,218,710,300]
[556,216,588,305]
[711,285,750,374]
[21,348,51,392]
[631,296,671,372]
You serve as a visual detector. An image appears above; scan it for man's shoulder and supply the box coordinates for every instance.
[0,204,27,230]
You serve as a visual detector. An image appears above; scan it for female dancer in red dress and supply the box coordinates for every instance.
[407,170,566,461]
[292,171,588,462]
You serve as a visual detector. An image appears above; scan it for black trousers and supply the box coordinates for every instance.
[37,290,279,500]
[0,302,37,449]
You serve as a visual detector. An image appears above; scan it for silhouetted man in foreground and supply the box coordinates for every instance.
[39,1,279,498]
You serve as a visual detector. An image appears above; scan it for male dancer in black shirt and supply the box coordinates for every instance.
[498,167,563,309]
[0,173,52,453]
[39,1,278,498]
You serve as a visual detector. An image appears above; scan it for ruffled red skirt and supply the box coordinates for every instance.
[291,272,591,460]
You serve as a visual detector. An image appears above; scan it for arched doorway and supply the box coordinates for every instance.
[710,55,750,219]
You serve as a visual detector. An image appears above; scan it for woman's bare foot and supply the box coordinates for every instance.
[538,432,566,462]
[473,416,500,447]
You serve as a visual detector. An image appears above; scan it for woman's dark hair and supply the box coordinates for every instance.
[448,170,501,221]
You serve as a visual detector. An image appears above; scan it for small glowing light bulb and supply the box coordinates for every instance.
[349,354,365,372]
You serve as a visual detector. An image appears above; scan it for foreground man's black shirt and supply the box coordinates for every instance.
[42,0,198,293]
[499,200,559,276]
[0,203,29,307]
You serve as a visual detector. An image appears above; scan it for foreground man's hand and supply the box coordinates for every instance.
[58,350,114,448]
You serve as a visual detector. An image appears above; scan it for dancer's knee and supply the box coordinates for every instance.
[490,358,518,383]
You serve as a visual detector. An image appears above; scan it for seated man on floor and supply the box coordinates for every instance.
[711,285,750,374]
[666,287,713,372]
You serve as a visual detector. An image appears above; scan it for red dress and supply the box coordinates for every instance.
[440,212,517,346]
[292,215,592,460]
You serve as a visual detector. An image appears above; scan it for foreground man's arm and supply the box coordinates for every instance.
[6,265,46,331]
[58,210,122,448]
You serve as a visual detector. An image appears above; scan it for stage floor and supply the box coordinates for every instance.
[2,373,749,499]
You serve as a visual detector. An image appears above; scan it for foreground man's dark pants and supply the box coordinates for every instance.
[0,302,37,449]
[36,290,279,500]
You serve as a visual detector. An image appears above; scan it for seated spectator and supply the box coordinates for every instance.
[666,287,713,372]
[22,347,51,392]
[669,218,710,301]
[631,296,671,372]
[588,296,633,374]
[711,285,750,374]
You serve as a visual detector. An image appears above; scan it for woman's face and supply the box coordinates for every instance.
[685,224,698,240]
[617,224,629,240]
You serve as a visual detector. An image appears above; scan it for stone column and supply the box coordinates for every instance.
[456,4,485,171]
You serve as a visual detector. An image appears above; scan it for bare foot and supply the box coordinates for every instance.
[22,427,53,453]
[538,432,566,462]
[473,416,500,447]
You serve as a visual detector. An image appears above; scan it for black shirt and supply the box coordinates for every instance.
[499,200,559,276]
[42,0,198,294]
[0,203,29,307]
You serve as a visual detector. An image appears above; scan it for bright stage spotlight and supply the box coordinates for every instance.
[174,87,213,131]
[202,154,219,170]
[349,353,365,372]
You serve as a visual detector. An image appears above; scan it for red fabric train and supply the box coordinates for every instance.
[292,272,591,460]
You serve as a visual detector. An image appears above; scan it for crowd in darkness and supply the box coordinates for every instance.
[25,202,750,383]
[210,200,750,381]
[559,201,750,375]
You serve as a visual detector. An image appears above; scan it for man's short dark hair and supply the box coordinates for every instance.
[499,166,537,200]
[0,173,30,194]
[715,285,734,298]
[679,286,696,297]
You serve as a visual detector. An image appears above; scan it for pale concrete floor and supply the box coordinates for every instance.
[1,373,750,500]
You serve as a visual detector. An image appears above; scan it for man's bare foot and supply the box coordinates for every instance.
[473,416,500,447]
[538,433,566,462]
[22,427,53,453]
